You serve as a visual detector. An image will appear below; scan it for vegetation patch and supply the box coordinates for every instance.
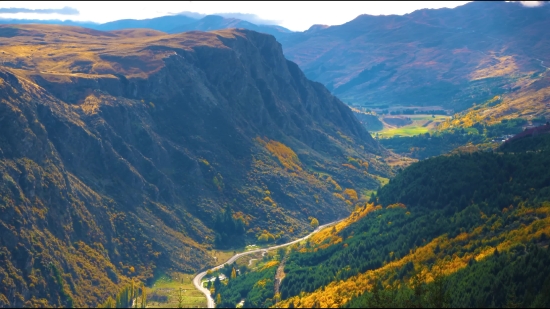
[258,138,303,172]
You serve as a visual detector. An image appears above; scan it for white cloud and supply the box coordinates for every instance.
[0,6,78,15]
[519,1,545,7]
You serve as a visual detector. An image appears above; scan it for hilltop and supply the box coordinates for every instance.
[0,25,389,307]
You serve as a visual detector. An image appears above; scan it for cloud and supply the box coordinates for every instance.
[174,11,206,19]
[215,13,281,25]
[0,6,79,15]
[519,1,545,8]
[175,11,281,25]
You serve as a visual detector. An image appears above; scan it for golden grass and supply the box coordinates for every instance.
[0,24,243,79]
[259,138,302,172]
[484,86,550,122]
[108,29,167,38]
[470,55,519,80]
[440,83,550,129]
[309,203,382,245]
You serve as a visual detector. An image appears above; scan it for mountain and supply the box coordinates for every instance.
[0,17,99,28]
[278,1,550,112]
[168,15,292,38]
[94,14,292,37]
[0,14,293,38]
[212,132,550,308]
[0,24,389,307]
[95,14,198,32]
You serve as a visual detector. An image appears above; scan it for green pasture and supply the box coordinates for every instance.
[146,272,206,308]
[376,114,450,138]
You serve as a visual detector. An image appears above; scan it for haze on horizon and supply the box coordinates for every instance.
[0,1,475,31]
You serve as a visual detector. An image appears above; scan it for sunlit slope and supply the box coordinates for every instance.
[273,140,550,308]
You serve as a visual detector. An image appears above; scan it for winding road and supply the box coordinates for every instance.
[536,58,549,70]
[192,219,344,308]
[535,58,549,77]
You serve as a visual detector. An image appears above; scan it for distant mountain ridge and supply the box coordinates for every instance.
[0,13,293,37]
[94,14,199,32]
[167,15,292,37]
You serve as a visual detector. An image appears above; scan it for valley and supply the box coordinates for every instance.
[193,219,343,308]
[0,1,549,308]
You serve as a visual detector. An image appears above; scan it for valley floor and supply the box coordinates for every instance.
[192,219,344,308]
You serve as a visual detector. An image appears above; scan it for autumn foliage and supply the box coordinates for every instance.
[343,188,358,201]
[256,137,302,171]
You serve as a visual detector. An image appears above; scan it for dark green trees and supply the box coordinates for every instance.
[213,207,246,249]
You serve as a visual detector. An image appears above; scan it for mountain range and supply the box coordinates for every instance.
[0,13,292,38]
[5,1,548,121]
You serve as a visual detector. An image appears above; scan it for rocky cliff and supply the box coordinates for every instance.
[0,25,388,307]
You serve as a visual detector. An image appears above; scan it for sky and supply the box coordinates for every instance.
[0,1,474,31]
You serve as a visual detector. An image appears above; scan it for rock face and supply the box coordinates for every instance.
[0,25,388,307]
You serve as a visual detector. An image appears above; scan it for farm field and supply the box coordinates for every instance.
[209,249,240,266]
[376,114,451,138]
[146,272,206,308]
[146,250,247,308]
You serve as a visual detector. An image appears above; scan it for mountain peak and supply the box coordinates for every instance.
[304,24,329,33]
